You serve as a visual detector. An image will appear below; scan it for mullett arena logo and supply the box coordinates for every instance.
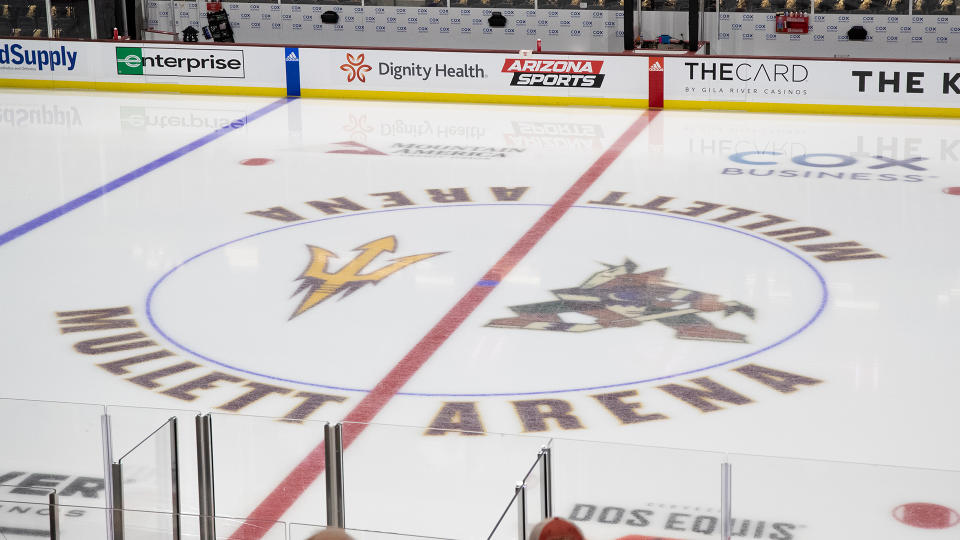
[502,58,605,88]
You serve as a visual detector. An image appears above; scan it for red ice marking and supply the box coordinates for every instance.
[240,158,274,166]
[944,187,960,196]
[228,111,659,540]
[893,502,960,529]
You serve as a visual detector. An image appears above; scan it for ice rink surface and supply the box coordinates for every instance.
[1,88,959,539]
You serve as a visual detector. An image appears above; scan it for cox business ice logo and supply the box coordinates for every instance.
[116,47,244,77]
[0,44,77,71]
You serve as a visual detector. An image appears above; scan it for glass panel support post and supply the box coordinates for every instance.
[169,418,182,540]
[720,462,732,540]
[539,447,552,520]
[47,490,60,540]
[324,423,345,528]
[111,463,125,540]
[101,413,116,540]
[195,414,216,540]
[515,482,526,540]
[44,0,53,38]
[87,0,97,38]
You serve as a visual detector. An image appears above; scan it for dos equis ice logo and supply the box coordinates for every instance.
[502,58,605,88]
[340,53,372,82]
[115,47,245,77]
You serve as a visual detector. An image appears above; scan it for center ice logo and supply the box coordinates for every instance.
[487,260,756,342]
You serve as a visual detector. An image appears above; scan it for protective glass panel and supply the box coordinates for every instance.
[550,438,724,539]
[209,413,329,525]
[0,399,107,507]
[106,405,200,514]
[117,418,177,517]
[0,0,48,37]
[0,492,59,539]
[290,523,450,539]
[487,486,523,540]
[50,0,91,37]
[520,451,546,534]
[340,422,550,538]
[728,453,960,539]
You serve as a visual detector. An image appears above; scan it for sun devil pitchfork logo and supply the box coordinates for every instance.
[487,260,755,342]
[340,53,372,83]
[290,236,444,319]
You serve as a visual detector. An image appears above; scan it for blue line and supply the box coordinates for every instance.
[477,280,500,286]
[0,97,296,248]
[145,202,829,398]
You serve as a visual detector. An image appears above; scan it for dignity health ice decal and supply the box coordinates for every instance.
[0,44,78,72]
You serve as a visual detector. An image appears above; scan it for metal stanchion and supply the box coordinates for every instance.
[516,482,527,540]
[101,413,116,540]
[539,447,552,520]
[721,462,732,540]
[111,463,124,540]
[324,423,345,528]
[47,490,59,540]
[196,414,216,540]
[169,418,182,540]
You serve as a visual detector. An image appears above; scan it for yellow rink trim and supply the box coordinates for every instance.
[300,88,649,108]
[663,99,960,118]
[0,78,286,97]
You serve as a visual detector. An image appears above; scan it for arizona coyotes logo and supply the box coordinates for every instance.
[487,260,755,342]
[290,236,443,319]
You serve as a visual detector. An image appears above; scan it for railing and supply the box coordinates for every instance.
[1,396,958,539]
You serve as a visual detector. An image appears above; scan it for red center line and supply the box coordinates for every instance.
[229,110,659,540]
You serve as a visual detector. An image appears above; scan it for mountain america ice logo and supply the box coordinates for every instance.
[487,260,756,342]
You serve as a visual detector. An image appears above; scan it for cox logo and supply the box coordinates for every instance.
[344,14,353,20]
[385,16,396,22]
[616,30,624,36]
[549,29,559,35]
[887,16,899,22]
[912,15,923,22]
[270,4,279,10]
[281,13,291,19]
[407,17,417,22]
[398,7,406,13]
[732,23,742,29]
[240,13,250,19]
[374,7,384,12]
[505,27,515,33]
[526,28,536,34]
[743,13,754,20]
[250,21,260,28]
[570,10,581,16]
[582,20,592,26]
[605,21,614,27]
[729,152,927,171]
[527,9,536,15]
[937,16,948,22]
[261,13,271,19]
[592,10,602,17]
[303,14,313,20]
[439,8,448,14]
[460,8,470,13]
[482,9,492,15]
[460,26,471,32]
[472,17,483,24]
[418,26,428,32]
[720,12,730,19]
[483,27,492,33]
[826,25,838,31]
[312,24,321,29]
[537,19,548,25]
[352,6,362,11]
[925,26,936,33]
[291,23,301,29]
[911,36,922,42]
[249,4,258,9]
[516,18,526,24]
[334,24,343,30]
[813,34,825,41]
[451,17,461,23]
[755,23,766,29]
[365,16,375,22]
[570,29,581,36]
[863,16,873,22]
[743,33,754,39]
[719,32,730,39]
[814,15,825,21]
[789,34,801,40]
[549,10,559,16]
[418,7,427,12]
[838,34,849,40]
[900,26,911,33]
[839,15,849,21]
[312,6,322,12]
[875,26,886,32]
[440,26,449,32]
[375,25,386,31]
[593,29,603,35]
[429,17,439,23]
[560,19,571,25]
[766,14,775,19]
[355,24,364,30]
[937,36,947,43]
[505,10,515,15]
[887,35,898,41]
[765,33,776,40]
[952,27,960,33]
